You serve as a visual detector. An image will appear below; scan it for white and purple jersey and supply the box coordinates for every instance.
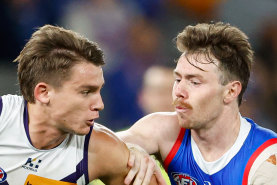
[164,116,277,185]
[0,95,92,185]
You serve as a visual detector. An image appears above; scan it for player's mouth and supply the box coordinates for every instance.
[173,99,192,113]
[175,106,190,113]
[86,119,94,126]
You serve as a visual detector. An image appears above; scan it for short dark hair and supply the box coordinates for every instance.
[14,25,105,103]
[176,22,254,105]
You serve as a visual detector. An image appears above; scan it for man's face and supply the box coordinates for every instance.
[48,61,104,135]
[140,68,174,113]
[172,53,226,129]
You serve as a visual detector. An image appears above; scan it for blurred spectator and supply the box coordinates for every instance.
[168,0,223,21]
[0,0,70,61]
[138,65,175,114]
[137,65,174,185]
[240,59,277,131]
[103,17,168,131]
[123,0,166,19]
[240,18,277,132]
[61,0,132,71]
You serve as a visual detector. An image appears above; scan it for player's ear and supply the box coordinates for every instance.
[223,81,242,104]
[34,82,51,104]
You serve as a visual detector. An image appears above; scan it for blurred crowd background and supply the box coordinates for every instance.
[0,0,276,132]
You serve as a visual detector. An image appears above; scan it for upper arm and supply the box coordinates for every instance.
[88,123,130,184]
[250,154,277,185]
[117,112,180,157]
[116,113,162,155]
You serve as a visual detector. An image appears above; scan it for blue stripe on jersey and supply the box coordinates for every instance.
[61,160,84,182]
[61,126,93,183]
[0,96,2,116]
[23,100,33,145]
[0,181,9,185]
[83,126,93,184]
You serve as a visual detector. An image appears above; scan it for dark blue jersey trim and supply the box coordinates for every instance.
[0,96,3,116]
[62,126,93,183]
[83,126,93,184]
[23,100,32,145]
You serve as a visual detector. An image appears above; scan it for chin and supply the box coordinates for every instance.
[74,127,92,136]
[177,115,188,124]
[180,123,193,129]
[178,117,194,129]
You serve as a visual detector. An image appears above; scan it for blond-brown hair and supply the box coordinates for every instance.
[176,22,254,105]
[14,25,105,103]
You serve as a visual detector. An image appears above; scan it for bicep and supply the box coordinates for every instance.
[100,142,130,185]
[88,124,130,184]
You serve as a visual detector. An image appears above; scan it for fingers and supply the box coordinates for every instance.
[141,157,155,185]
[124,152,140,184]
[124,143,167,185]
[142,157,167,185]
[125,153,150,185]
[133,156,149,185]
[153,165,167,185]
[128,149,135,168]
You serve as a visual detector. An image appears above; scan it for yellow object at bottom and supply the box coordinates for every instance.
[90,159,171,185]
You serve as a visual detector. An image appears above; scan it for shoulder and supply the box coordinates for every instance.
[0,95,24,114]
[88,123,129,183]
[0,95,24,126]
[1,94,23,103]
[246,117,277,137]
[89,123,129,163]
[90,123,125,147]
[90,123,129,160]
[246,118,277,147]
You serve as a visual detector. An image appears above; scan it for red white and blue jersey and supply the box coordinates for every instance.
[164,116,277,185]
[0,95,92,185]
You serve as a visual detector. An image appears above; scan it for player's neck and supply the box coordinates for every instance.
[27,102,68,150]
[191,107,241,162]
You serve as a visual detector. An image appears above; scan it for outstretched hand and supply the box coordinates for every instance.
[124,143,167,185]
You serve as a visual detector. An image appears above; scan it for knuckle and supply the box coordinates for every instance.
[149,162,155,170]
[138,174,144,181]
[144,157,149,163]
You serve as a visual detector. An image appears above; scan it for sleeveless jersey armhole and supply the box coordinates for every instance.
[164,128,186,172]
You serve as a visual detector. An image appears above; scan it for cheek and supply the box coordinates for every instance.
[196,90,223,115]
[52,95,87,115]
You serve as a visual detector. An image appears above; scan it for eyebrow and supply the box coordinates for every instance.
[80,83,105,91]
[174,71,203,79]
[173,70,181,77]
